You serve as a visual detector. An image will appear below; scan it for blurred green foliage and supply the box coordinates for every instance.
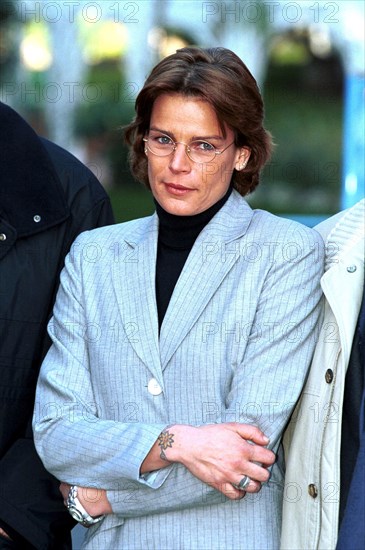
[73,59,136,188]
[249,88,342,215]
[249,39,343,216]
[109,183,154,223]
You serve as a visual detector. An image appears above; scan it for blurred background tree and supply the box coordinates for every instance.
[253,27,343,216]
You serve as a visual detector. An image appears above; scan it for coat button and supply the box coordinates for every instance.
[325,369,334,383]
[347,265,357,273]
[33,215,41,223]
[0,233,6,241]
[147,378,163,396]
[308,484,318,498]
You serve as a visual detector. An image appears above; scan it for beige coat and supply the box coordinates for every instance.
[281,199,365,550]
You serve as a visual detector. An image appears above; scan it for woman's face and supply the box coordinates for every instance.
[146,94,250,216]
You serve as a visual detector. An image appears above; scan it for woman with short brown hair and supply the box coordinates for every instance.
[34,47,323,549]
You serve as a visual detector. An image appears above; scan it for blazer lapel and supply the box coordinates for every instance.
[160,191,253,367]
[112,214,162,381]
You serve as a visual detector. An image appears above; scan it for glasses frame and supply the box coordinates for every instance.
[143,133,235,164]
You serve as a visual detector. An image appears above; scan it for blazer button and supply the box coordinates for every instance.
[346,265,357,273]
[0,233,6,241]
[308,484,318,498]
[147,378,163,396]
[325,369,334,383]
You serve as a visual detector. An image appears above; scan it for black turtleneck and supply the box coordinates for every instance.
[155,186,232,329]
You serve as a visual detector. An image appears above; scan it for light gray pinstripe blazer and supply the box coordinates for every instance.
[33,190,324,549]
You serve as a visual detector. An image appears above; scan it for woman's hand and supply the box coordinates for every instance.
[59,483,112,516]
[142,422,275,500]
[173,423,275,499]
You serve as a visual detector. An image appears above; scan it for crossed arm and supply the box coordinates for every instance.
[59,422,275,516]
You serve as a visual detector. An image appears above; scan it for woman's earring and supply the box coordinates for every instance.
[144,148,148,155]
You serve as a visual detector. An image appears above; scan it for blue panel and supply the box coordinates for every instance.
[342,73,365,209]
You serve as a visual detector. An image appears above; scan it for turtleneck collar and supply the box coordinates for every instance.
[154,186,233,250]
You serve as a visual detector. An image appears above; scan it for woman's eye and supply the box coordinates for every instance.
[156,135,173,145]
[193,141,215,151]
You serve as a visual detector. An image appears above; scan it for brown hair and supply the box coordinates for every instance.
[124,46,273,195]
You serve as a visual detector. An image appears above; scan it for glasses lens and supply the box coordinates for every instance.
[145,133,217,163]
[188,141,216,163]
[146,133,174,156]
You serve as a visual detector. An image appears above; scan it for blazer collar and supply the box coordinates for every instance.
[199,189,253,242]
[122,190,253,248]
[112,215,162,382]
[159,191,253,365]
[114,191,253,376]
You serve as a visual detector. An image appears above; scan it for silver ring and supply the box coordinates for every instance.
[232,475,251,491]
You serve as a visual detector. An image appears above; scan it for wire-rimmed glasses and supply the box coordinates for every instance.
[143,131,235,164]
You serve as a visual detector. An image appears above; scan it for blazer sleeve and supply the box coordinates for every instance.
[33,236,168,490]
[34,224,324,518]
[223,225,324,447]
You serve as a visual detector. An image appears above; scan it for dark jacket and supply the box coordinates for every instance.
[337,282,365,550]
[0,102,114,549]
[336,390,365,550]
